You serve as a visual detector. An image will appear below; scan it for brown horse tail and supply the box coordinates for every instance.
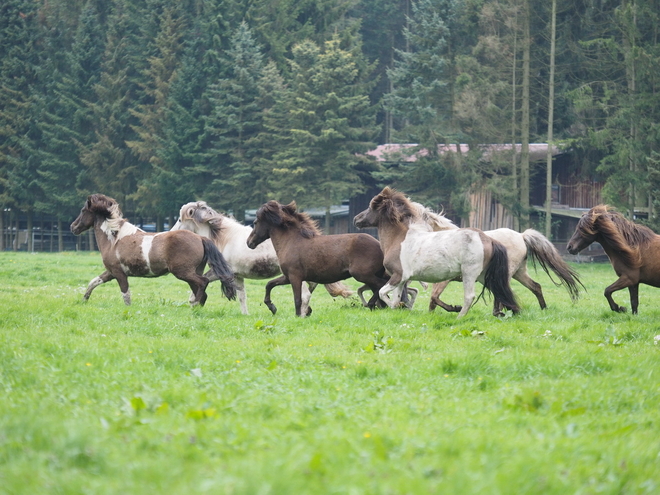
[484,239,520,314]
[324,281,355,298]
[522,229,584,301]
[202,237,237,300]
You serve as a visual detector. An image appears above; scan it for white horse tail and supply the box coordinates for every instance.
[522,229,584,301]
[202,237,237,301]
[324,281,355,298]
[484,239,520,314]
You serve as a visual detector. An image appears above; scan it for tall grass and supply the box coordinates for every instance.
[1,251,659,494]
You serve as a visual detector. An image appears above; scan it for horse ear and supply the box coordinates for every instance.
[281,201,297,215]
[187,208,196,220]
[262,201,283,226]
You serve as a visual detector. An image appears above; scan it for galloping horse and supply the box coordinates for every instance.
[567,204,660,314]
[354,187,520,318]
[70,194,237,306]
[246,200,389,316]
[413,203,583,312]
[171,201,353,314]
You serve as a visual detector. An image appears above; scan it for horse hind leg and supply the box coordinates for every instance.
[235,277,248,314]
[429,280,462,313]
[513,267,546,309]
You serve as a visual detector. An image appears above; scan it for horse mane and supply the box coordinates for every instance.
[581,205,656,268]
[370,187,420,225]
[88,194,124,232]
[259,200,322,238]
[410,201,457,231]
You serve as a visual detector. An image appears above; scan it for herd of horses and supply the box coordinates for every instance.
[70,189,660,317]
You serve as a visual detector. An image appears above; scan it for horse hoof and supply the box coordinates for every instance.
[266,303,277,315]
[306,307,312,316]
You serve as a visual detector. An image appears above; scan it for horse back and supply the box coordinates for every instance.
[636,235,660,286]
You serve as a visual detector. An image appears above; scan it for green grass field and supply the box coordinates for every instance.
[1,251,659,494]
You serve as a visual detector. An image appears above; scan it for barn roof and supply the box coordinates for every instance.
[366,143,561,163]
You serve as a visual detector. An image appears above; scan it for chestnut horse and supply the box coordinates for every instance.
[354,187,520,318]
[246,200,389,316]
[70,194,236,306]
[171,201,353,315]
[567,204,660,314]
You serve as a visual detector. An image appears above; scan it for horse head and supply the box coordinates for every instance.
[71,194,119,235]
[566,205,608,254]
[247,201,282,249]
[354,187,417,229]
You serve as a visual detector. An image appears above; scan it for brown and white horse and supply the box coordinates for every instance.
[70,194,237,306]
[354,187,520,318]
[567,204,660,314]
[171,201,353,315]
[247,200,389,316]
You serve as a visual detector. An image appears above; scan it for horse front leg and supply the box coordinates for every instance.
[263,275,290,315]
[629,283,640,314]
[291,277,307,317]
[604,276,635,313]
[378,274,406,309]
[83,270,115,301]
[115,273,131,305]
[300,282,316,316]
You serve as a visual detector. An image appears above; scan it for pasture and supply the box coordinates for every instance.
[1,251,659,494]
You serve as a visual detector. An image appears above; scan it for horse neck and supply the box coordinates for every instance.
[217,216,251,249]
[93,216,141,253]
[595,231,639,267]
[377,221,409,254]
[268,226,304,254]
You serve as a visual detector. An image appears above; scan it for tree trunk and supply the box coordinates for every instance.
[544,0,557,239]
[27,209,33,252]
[58,219,64,252]
[511,5,519,232]
[324,205,331,235]
[520,0,531,229]
[0,206,4,251]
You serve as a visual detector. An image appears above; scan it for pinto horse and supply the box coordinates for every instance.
[171,201,353,315]
[70,194,236,306]
[246,200,389,316]
[354,187,520,318]
[413,203,583,312]
[567,204,660,314]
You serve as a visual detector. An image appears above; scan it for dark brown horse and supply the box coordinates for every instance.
[71,194,237,306]
[246,200,388,316]
[567,204,660,314]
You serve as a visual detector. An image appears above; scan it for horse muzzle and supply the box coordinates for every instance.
[566,242,579,255]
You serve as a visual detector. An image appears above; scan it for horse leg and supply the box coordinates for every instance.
[114,273,131,305]
[629,283,640,314]
[357,285,370,307]
[402,285,418,309]
[290,277,307,317]
[457,275,478,318]
[263,275,291,315]
[513,268,546,309]
[300,282,316,316]
[429,281,462,313]
[234,277,248,314]
[604,276,635,313]
[378,275,406,309]
[83,270,115,301]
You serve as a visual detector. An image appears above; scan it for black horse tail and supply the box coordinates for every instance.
[484,239,520,314]
[202,237,237,300]
[522,229,584,301]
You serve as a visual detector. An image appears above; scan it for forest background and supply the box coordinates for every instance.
[1,0,659,249]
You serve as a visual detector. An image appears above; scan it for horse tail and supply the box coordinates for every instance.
[324,281,354,298]
[522,229,584,301]
[484,239,520,314]
[202,237,237,300]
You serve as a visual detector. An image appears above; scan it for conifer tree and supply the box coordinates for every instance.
[268,34,379,231]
